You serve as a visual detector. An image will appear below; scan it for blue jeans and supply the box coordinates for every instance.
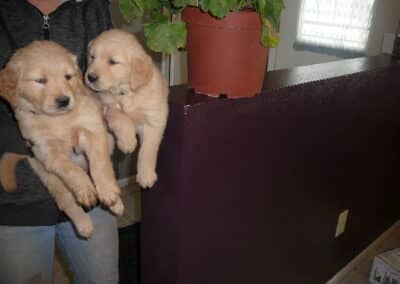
[0,207,119,284]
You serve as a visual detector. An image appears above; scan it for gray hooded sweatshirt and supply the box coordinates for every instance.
[0,0,112,225]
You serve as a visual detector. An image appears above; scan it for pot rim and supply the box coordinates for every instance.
[182,6,262,30]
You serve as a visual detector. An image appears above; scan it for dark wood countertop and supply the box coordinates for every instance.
[169,54,399,106]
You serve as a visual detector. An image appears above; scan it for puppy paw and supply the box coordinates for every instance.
[117,135,137,154]
[75,215,94,238]
[97,185,121,207]
[136,169,157,189]
[104,105,121,123]
[109,198,124,216]
[75,183,97,208]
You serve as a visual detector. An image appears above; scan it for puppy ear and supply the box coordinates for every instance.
[130,56,153,91]
[0,65,18,108]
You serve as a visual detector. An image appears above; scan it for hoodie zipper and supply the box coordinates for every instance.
[42,15,50,40]
[23,0,77,40]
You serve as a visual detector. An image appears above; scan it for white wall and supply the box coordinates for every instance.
[268,0,400,71]
[366,0,400,56]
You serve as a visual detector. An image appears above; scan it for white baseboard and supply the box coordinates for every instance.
[117,175,136,188]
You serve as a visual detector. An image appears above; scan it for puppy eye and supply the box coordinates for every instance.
[35,78,47,84]
[65,74,73,80]
[89,55,95,61]
[109,59,118,65]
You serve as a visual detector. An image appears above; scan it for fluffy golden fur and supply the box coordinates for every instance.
[0,41,123,237]
[85,29,169,188]
[0,153,95,237]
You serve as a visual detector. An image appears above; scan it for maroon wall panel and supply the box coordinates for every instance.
[141,56,400,284]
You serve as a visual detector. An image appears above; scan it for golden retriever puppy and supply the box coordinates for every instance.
[0,41,124,237]
[0,153,95,237]
[85,29,169,188]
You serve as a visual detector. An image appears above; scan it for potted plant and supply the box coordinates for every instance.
[119,0,285,98]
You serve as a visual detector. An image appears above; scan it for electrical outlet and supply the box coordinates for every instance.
[335,209,349,238]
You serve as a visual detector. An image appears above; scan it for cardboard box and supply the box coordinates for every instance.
[370,248,400,284]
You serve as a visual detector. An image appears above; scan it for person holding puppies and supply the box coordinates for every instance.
[0,1,120,283]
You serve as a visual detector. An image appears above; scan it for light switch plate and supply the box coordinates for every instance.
[335,209,349,238]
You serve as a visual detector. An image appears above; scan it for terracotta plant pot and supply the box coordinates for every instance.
[182,7,269,98]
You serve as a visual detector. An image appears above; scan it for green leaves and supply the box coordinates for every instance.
[261,20,279,47]
[257,0,284,48]
[144,17,187,54]
[199,0,237,18]
[257,0,284,29]
[173,0,198,8]
[144,0,162,11]
[119,0,285,52]
[119,0,145,22]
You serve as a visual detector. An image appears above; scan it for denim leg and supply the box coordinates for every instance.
[0,225,55,284]
[55,206,119,284]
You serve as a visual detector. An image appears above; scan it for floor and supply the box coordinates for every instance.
[53,181,400,283]
[328,221,400,284]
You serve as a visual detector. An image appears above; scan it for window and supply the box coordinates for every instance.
[295,0,375,56]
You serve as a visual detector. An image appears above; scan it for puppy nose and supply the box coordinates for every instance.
[56,96,70,108]
[87,72,98,83]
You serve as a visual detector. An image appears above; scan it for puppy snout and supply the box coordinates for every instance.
[56,96,70,108]
[87,72,98,83]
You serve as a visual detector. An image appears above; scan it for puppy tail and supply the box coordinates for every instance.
[0,152,27,192]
